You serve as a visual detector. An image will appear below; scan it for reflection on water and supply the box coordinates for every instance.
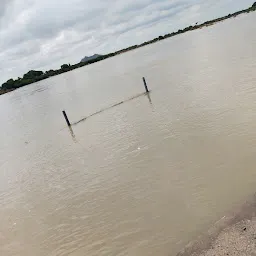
[146,92,153,106]
[0,13,256,256]
[68,127,77,143]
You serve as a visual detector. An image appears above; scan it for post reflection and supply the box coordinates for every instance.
[146,92,153,106]
[68,126,77,143]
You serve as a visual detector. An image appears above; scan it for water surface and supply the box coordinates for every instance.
[0,12,256,256]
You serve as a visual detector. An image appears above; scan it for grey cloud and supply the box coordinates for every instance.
[0,0,12,18]
[0,0,254,85]
[0,1,104,51]
[100,0,198,38]
[114,0,156,14]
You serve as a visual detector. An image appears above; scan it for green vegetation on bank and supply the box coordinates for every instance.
[1,2,255,95]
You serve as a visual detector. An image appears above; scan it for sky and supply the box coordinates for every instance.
[0,0,254,85]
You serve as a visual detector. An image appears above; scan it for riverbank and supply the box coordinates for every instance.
[1,3,255,96]
[177,194,256,256]
[0,88,15,96]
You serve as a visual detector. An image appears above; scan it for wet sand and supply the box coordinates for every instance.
[177,194,256,256]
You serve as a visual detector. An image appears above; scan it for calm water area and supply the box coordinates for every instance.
[0,12,256,256]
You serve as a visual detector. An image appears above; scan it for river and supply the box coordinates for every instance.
[0,12,256,256]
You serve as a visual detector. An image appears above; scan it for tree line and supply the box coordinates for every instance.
[1,2,255,93]
[1,58,104,90]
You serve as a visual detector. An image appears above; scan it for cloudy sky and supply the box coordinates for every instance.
[0,0,254,85]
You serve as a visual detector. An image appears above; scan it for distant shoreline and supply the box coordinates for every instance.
[0,88,15,96]
[1,3,255,96]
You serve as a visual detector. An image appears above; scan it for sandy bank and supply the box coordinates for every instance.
[177,194,256,256]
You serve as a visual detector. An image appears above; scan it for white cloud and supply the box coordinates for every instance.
[0,0,253,85]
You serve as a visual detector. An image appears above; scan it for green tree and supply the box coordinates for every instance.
[45,70,56,76]
[61,64,70,70]
[23,70,43,79]
[2,79,16,89]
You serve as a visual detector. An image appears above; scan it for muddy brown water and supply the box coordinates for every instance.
[0,13,256,256]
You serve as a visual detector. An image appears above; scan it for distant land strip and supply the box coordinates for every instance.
[0,2,255,95]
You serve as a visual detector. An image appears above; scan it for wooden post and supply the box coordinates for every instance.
[143,77,149,93]
[62,110,71,127]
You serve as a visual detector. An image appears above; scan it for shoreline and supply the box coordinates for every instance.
[176,194,256,256]
[1,4,255,96]
[0,88,15,96]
